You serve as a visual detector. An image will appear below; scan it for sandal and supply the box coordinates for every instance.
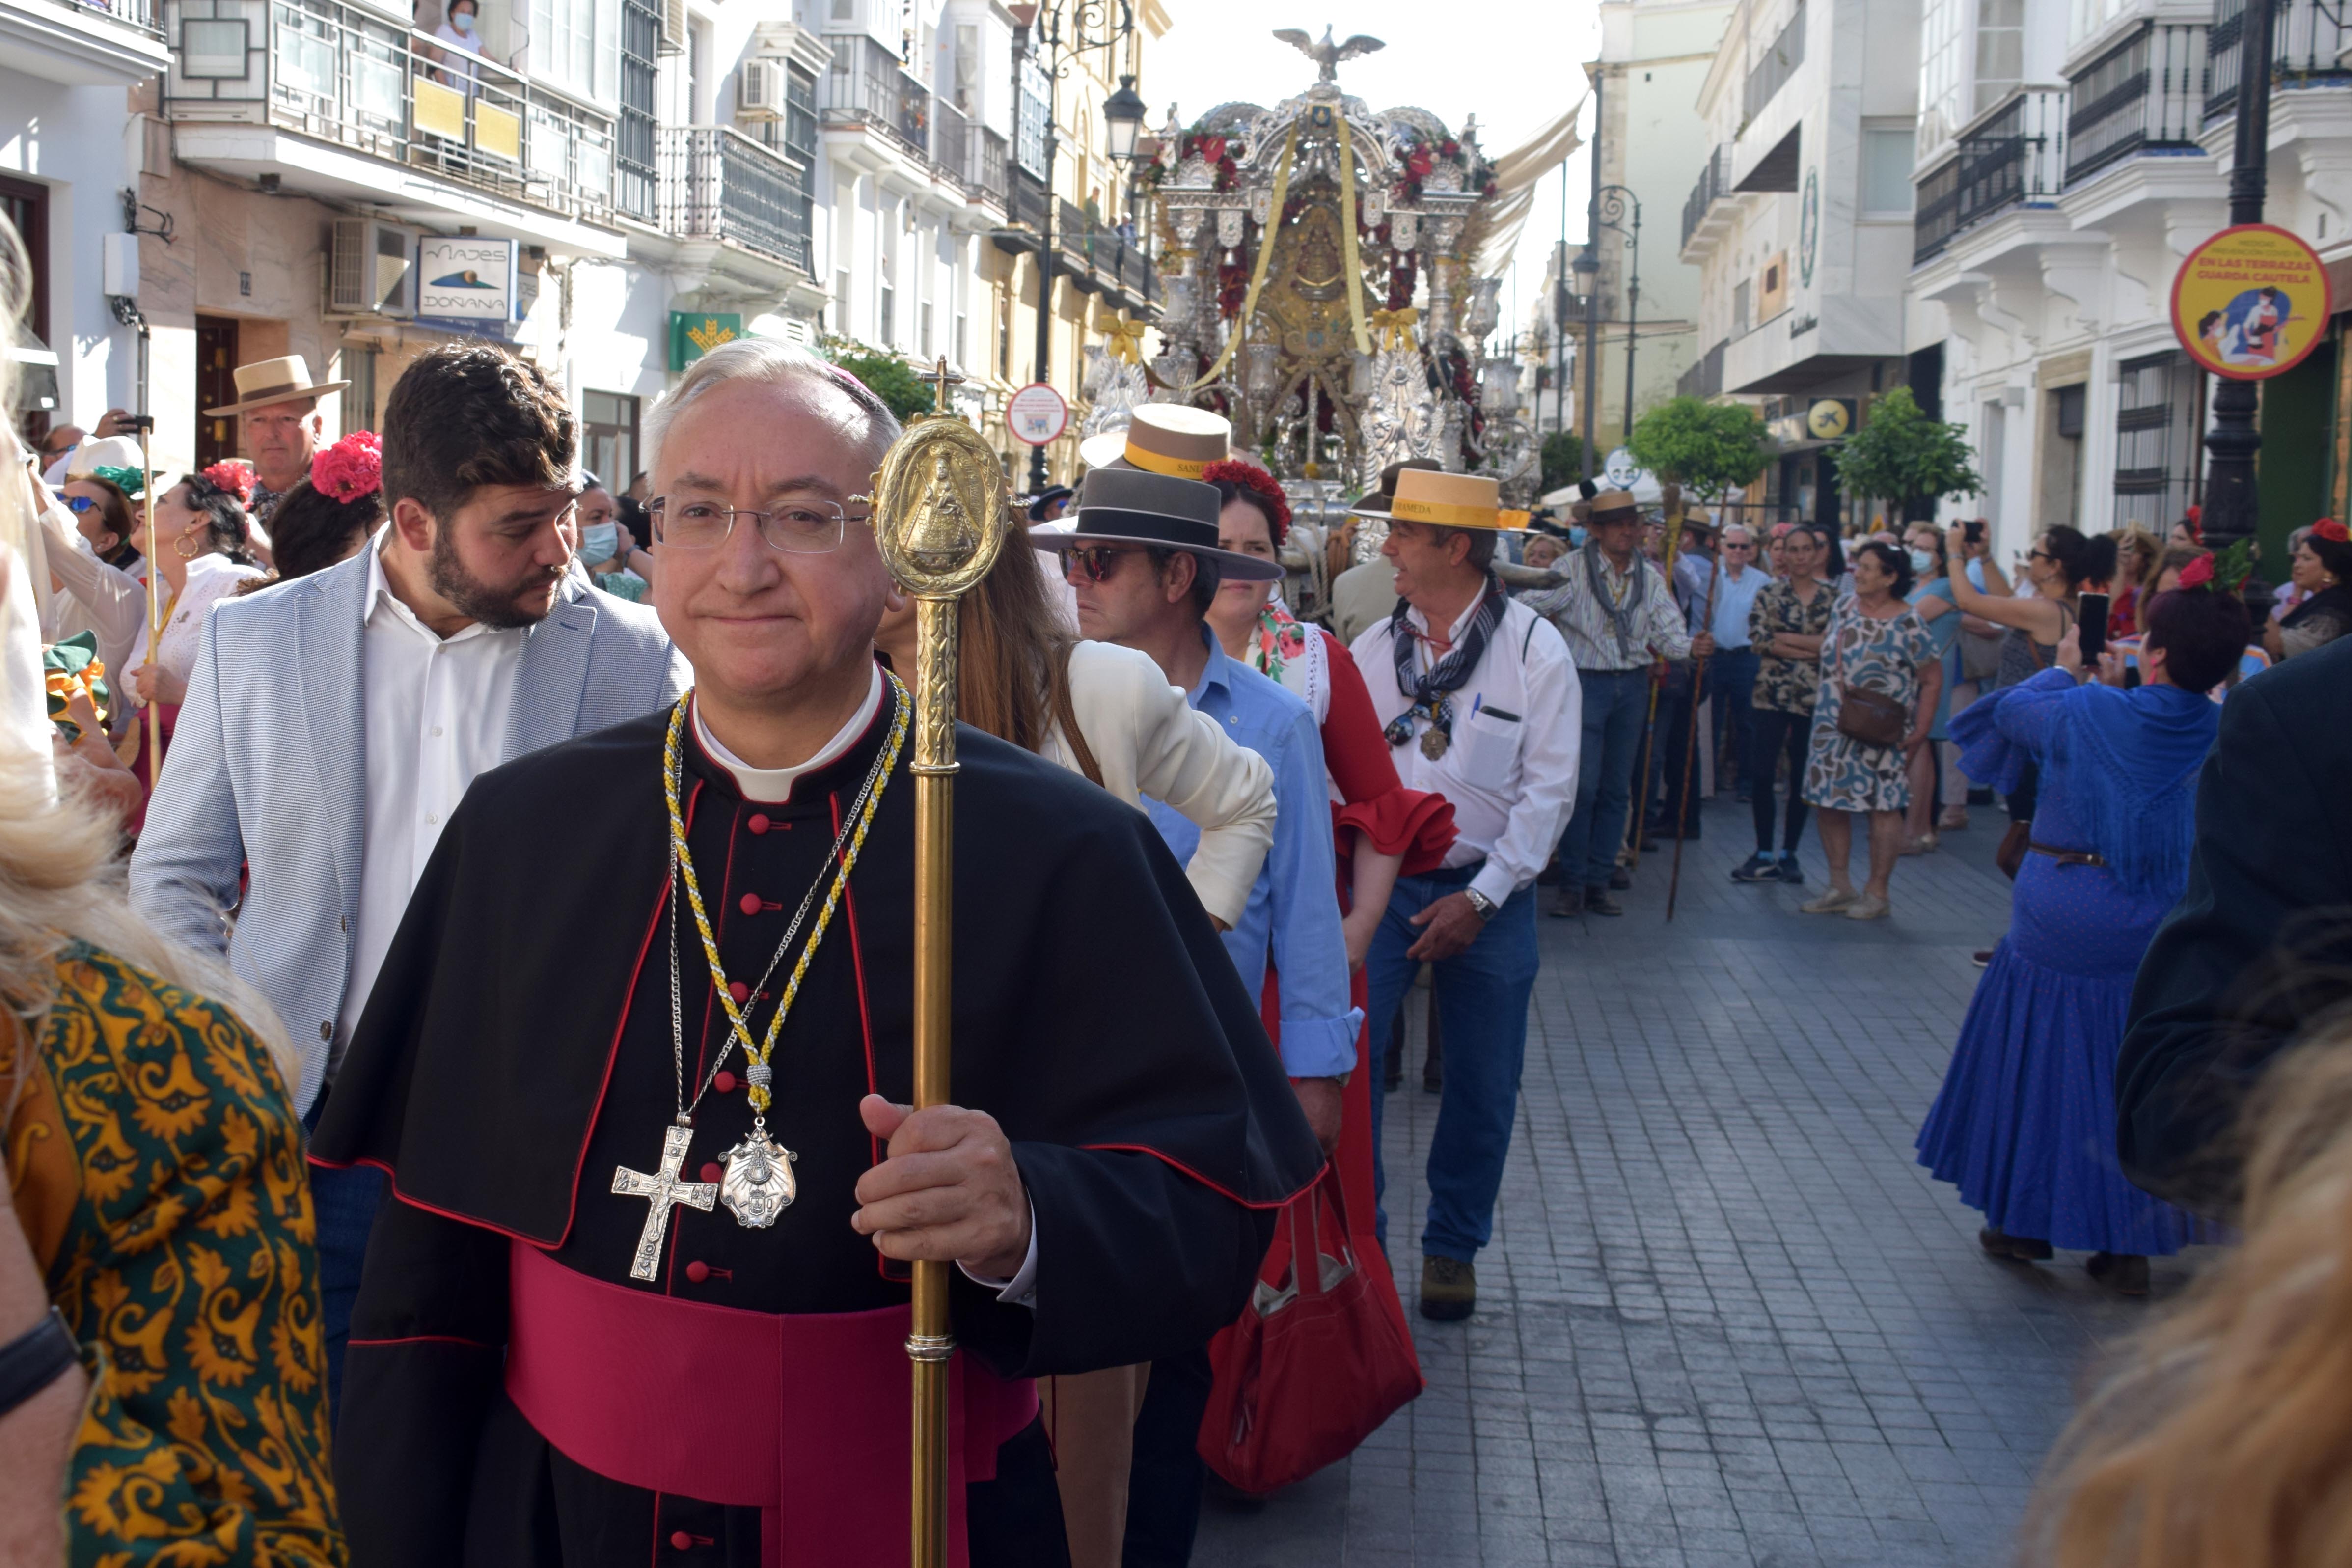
[1798,887,1859,914]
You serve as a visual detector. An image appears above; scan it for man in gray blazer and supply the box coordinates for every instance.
[131,344,689,1415]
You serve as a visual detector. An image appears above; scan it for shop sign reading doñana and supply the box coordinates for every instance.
[2171,223,2332,380]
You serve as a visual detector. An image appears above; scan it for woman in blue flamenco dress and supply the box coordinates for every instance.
[1917,569,2251,1296]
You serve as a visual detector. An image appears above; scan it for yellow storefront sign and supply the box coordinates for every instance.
[2170,222,2332,381]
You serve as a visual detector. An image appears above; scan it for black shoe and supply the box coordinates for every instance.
[1978,1226,2053,1262]
[1968,786,1996,806]
[1608,867,1631,890]
[1546,891,1582,919]
[1419,1255,1477,1321]
[1777,854,1805,885]
[1638,836,1660,852]
[1584,888,1623,917]
[1731,853,1780,883]
[1972,949,1994,968]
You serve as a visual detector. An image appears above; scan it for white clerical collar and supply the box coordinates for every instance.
[693,665,884,803]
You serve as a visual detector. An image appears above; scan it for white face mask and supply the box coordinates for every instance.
[1910,548,1935,576]
[450,8,475,31]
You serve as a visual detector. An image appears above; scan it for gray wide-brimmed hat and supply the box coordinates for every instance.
[1037,466,1284,582]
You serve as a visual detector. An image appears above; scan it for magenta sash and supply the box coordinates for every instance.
[503,1240,1039,1568]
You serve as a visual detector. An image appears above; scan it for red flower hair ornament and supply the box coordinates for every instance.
[2316,517,2351,544]
[1202,459,1292,546]
[2175,553,2215,590]
[200,460,255,504]
[310,430,383,504]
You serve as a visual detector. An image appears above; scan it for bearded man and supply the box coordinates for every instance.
[131,341,689,1418]
[308,337,1316,1566]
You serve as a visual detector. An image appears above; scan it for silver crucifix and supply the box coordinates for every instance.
[613,1122,719,1281]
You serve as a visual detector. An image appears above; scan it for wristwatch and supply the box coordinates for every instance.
[1462,888,1498,922]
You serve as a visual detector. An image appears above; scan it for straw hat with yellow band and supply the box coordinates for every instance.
[1075,405,1232,479]
[1353,468,1530,531]
[1585,488,1641,525]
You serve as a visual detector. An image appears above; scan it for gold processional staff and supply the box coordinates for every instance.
[866,359,1006,1568]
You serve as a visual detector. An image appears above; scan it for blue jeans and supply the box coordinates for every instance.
[1555,667,1651,890]
[1365,868,1541,1260]
[302,1099,386,1427]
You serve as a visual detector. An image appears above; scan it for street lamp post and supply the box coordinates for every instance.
[1018,1,1139,495]
[1593,184,1641,449]
[2199,0,2275,595]
[1578,69,1603,484]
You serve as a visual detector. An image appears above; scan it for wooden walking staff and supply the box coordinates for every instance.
[1625,483,1684,870]
[124,414,165,773]
[866,399,1008,1568]
[1665,514,1720,922]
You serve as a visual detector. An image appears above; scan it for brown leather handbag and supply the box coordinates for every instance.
[1829,623,1909,748]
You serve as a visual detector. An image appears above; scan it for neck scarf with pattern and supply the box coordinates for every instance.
[1384,577,1505,750]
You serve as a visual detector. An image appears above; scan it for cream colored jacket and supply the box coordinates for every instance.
[1036,639,1276,929]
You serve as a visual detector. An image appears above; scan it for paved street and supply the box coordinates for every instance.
[1196,791,2218,1568]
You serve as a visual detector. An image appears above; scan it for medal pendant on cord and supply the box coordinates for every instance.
[719,1065,798,1227]
[1421,725,1449,760]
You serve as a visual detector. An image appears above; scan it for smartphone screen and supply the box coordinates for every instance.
[2078,594,2110,662]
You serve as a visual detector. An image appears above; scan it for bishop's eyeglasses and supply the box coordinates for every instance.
[648,495,869,555]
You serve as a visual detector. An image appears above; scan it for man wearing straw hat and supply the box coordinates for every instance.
[203,354,349,525]
[1350,468,1581,1321]
[1518,487,1712,917]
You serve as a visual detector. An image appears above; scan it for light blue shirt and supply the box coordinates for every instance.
[1709,561,1768,649]
[1145,628,1363,1079]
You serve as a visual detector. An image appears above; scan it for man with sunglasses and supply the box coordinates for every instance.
[132,342,687,1420]
[1056,457,1359,1567]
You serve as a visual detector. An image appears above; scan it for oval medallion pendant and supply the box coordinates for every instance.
[1420,727,1449,761]
[717,1130,799,1227]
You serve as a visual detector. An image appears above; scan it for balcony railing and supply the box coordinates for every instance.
[1008,164,1049,232]
[823,33,929,157]
[1680,145,1729,251]
[972,126,1008,204]
[1675,339,1726,400]
[658,125,811,274]
[163,0,615,225]
[1911,87,2067,263]
[933,96,971,190]
[60,0,164,36]
[1744,0,1805,123]
[2207,0,2352,121]
[2069,21,2206,181]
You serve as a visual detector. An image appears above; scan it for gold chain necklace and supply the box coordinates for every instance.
[609,678,909,1280]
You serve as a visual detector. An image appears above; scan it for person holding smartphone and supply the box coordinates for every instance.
[1942,521,2094,845]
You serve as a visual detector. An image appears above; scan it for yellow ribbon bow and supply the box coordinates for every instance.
[1370,306,1419,351]
[1103,319,1148,365]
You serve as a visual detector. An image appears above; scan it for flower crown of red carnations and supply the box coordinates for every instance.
[1202,459,1292,545]
[199,460,255,504]
[2316,517,2351,545]
[310,430,383,504]
[2175,538,2254,595]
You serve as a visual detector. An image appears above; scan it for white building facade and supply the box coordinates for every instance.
[1907,0,2352,565]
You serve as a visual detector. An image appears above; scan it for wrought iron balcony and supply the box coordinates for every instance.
[1681,145,1730,252]
[822,33,929,160]
[657,125,811,274]
[1007,164,1049,232]
[2068,21,2206,182]
[2207,0,2352,123]
[1675,339,1726,400]
[1744,0,1805,123]
[972,126,1008,205]
[53,0,164,36]
[1911,86,2067,264]
[163,0,616,224]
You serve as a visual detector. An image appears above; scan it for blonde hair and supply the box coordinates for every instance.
[2026,1018,2352,1567]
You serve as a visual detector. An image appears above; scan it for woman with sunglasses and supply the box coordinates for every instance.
[1942,521,2091,830]
[119,466,265,782]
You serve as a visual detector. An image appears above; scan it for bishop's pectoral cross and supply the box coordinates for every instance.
[916,357,966,423]
[614,1123,718,1282]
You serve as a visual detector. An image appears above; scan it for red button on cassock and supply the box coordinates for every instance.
[670,1528,694,1550]
[746,813,770,835]
[738,893,762,916]
[713,1071,738,1093]
[700,1162,724,1184]
[727,981,750,1004]
[684,1262,710,1285]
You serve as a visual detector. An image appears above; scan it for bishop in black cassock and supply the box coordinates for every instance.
[311,357,1320,1568]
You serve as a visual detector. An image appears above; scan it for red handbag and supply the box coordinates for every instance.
[1195,1161,1424,1494]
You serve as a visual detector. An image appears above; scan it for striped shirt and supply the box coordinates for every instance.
[1516,547,1695,672]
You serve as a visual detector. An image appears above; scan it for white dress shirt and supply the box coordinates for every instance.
[694,666,1038,1309]
[1352,593,1582,909]
[333,543,528,1065]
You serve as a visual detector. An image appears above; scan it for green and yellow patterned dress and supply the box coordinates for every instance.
[2,942,344,1566]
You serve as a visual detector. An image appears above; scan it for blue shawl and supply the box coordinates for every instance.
[1952,668,2217,897]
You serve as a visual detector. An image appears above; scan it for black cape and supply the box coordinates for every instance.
[314,678,1319,1567]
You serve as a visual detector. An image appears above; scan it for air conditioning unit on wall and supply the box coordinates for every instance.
[329,219,417,317]
[738,58,786,118]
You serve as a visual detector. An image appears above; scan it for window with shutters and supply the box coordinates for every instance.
[530,0,619,102]
[616,0,657,221]
[785,64,818,164]
[1016,54,1051,176]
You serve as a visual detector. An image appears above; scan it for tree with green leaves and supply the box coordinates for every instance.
[1538,432,1585,495]
[1626,396,1770,504]
[820,340,936,422]
[1831,386,1981,525]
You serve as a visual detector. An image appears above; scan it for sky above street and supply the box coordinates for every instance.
[1148,2,1600,345]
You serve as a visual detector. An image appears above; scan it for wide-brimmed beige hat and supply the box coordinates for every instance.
[202,355,348,418]
[1077,405,1231,478]
[1357,468,1529,531]
[1587,487,1641,523]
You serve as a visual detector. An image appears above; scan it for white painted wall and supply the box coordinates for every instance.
[0,73,142,425]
